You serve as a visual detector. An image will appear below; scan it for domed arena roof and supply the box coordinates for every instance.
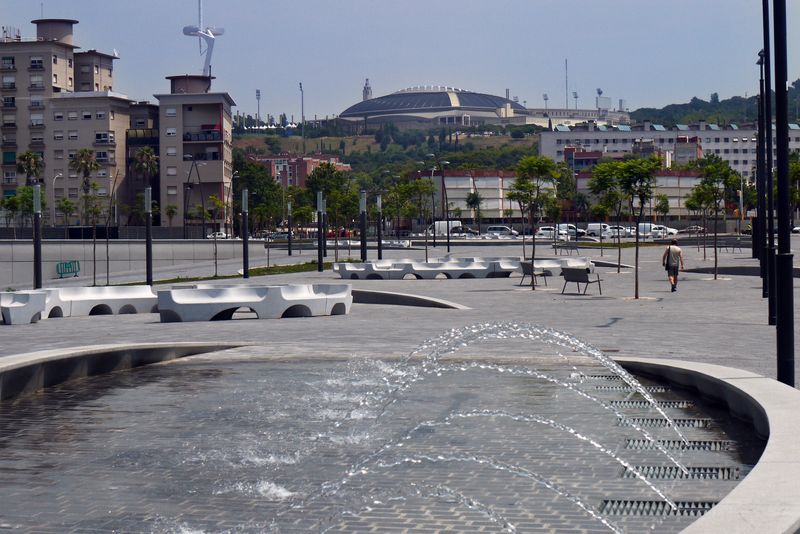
[340,85,527,119]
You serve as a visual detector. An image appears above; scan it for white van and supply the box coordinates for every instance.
[586,223,610,237]
[638,223,666,239]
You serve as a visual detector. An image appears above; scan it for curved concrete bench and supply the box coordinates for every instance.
[157,283,352,322]
[0,291,47,325]
[42,286,158,317]
[334,262,408,280]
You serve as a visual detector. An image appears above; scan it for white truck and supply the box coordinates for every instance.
[426,220,463,236]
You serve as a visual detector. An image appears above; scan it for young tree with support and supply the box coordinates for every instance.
[589,161,627,273]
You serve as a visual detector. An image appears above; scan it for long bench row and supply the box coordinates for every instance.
[1,283,352,325]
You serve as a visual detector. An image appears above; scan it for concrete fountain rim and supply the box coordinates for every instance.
[0,344,798,534]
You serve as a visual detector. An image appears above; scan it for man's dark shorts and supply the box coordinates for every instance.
[667,265,679,277]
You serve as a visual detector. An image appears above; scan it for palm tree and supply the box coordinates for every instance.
[70,149,102,284]
[165,204,178,227]
[16,151,44,186]
[133,146,159,188]
[465,191,484,234]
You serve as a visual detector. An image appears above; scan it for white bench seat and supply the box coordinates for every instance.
[0,291,47,325]
[157,283,352,322]
[40,286,158,317]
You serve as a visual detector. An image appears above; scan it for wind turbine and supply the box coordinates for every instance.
[182,0,224,76]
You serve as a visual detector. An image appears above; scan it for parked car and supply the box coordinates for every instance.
[205,231,230,239]
[535,226,569,240]
[485,225,519,236]
[267,231,293,241]
[679,225,706,234]
[556,223,586,237]
[586,222,611,237]
[792,226,800,234]
[608,225,632,237]
[451,226,479,236]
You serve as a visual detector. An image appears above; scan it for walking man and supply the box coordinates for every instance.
[662,239,685,292]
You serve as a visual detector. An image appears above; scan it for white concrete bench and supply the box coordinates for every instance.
[157,283,352,322]
[40,286,158,317]
[0,291,47,325]
[333,262,408,280]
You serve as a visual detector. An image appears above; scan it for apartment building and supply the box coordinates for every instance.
[249,152,351,189]
[154,75,235,231]
[540,120,800,181]
[1,18,130,225]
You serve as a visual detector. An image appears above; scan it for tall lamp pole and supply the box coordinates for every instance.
[376,193,383,260]
[242,188,249,278]
[33,185,42,289]
[50,172,62,227]
[144,186,153,286]
[316,191,324,272]
[757,53,767,278]
[299,82,305,154]
[760,4,776,326]
[427,154,450,252]
[287,201,293,256]
[771,0,795,386]
[359,190,367,261]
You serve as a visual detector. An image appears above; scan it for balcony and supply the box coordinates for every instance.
[28,84,44,91]
[29,139,45,148]
[0,64,16,72]
[95,157,116,165]
[1,83,16,91]
[28,63,44,71]
[92,138,116,147]
[1,122,16,130]
[183,129,222,143]
[2,103,15,110]
[28,102,45,110]
[0,139,17,148]
[29,122,45,129]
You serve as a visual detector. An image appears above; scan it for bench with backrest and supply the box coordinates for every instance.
[41,285,158,317]
[518,262,549,286]
[561,266,602,295]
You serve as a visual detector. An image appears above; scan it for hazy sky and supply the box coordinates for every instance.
[2,0,799,120]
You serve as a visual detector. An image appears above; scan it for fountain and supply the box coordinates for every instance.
[0,323,764,532]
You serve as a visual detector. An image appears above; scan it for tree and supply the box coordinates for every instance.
[69,148,100,224]
[697,155,739,279]
[619,157,660,299]
[56,197,77,238]
[509,155,558,289]
[208,195,226,277]
[16,185,47,228]
[133,146,159,188]
[654,193,670,222]
[16,151,44,186]
[165,204,178,227]
[2,196,19,239]
[465,191,484,234]
[589,161,627,272]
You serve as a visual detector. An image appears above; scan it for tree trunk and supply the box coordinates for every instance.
[92,222,97,286]
[634,206,644,299]
[713,208,718,280]
[530,208,536,290]
[616,210,622,273]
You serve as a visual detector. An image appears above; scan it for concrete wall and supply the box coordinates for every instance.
[0,240,264,288]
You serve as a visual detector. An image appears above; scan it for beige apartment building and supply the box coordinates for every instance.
[1,18,129,225]
[155,75,235,233]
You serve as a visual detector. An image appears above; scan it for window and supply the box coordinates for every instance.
[53,112,64,121]
[30,56,43,69]
[30,74,44,88]
[733,149,739,154]
[2,113,15,126]
[94,65,99,74]
[1,75,15,89]
[3,170,17,184]
[30,133,44,143]
[68,130,78,140]
[52,54,57,65]
[166,147,177,156]
[723,149,730,154]
[30,96,43,108]
[2,96,14,108]
[95,151,108,162]
[54,187,64,198]
[165,127,177,137]
[94,83,99,91]
[723,138,729,143]
[68,149,76,160]
[1,57,14,69]
[167,185,177,195]
[80,65,90,74]
[165,107,177,117]
[95,111,106,120]
[68,188,79,198]
[742,149,748,154]
[714,138,720,143]
[166,166,177,176]
[68,58,72,68]
[52,74,57,85]
[134,119,146,127]
[109,111,114,120]
[733,160,739,165]
[2,151,16,164]
[82,111,92,120]
[80,83,90,91]
[68,77,72,88]
[108,68,112,78]
[67,111,77,120]
[53,130,64,140]
[54,149,63,160]
[97,187,107,196]
[30,113,43,126]
[96,170,107,178]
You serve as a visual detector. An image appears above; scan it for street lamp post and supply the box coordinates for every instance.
[299,82,305,154]
[771,0,795,386]
[242,188,249,279]
[376,193,383,260]
[227,170,238,238]
[427,154,451,252]
[144,186,153,286]
[756,53,767,272]
[183,182,193,239]
[287,201,293,256]
[316,191,324,272]
[760,8,776,326]
[33,185,42,289]
[359,190,367,261]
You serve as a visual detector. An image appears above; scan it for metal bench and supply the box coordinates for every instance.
[561,267,602,295]
[519,262,548,286]
[56,260,80,278]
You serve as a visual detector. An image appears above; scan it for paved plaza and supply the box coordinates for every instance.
[0,236,798,533]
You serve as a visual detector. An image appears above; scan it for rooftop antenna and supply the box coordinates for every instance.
[182,0,224,76]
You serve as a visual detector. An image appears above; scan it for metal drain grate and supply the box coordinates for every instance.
[621,466,740,480]
[611,400,694,409]
[624,439,736,451]
[599,500,717,517]
[595,385,668,392]
[618,417,712,428]
[584,374,624,380]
